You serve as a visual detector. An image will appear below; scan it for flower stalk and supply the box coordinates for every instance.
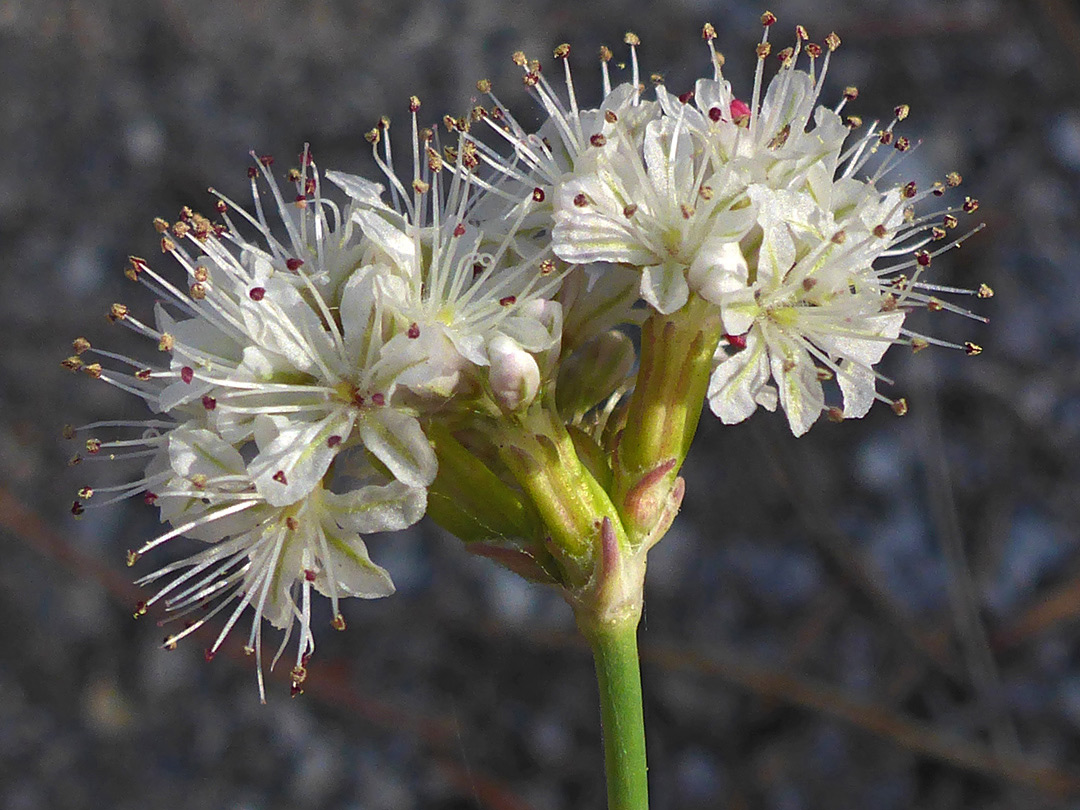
[582,614,649,810]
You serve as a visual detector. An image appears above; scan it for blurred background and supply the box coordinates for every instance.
[3,0,1080,807]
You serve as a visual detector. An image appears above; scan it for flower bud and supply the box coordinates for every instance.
[686,241,749,304]
[556,330,635,418]
[487,335,541,412]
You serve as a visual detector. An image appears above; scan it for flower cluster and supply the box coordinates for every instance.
[65,14,987,696]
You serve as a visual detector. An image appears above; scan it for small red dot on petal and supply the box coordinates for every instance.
[180,367,194,384]
[286,258,304,271]
[249,287,266,301]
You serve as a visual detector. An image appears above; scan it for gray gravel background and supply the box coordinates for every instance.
[4,0,1080,808]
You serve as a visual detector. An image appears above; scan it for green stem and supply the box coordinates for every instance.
[587,618,649,810]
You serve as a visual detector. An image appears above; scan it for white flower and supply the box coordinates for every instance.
[552,113,755,314]
[326,102,564,403]
[463,41,660,239]
[92,152,437,508]
[668,21,850,192]
[130,426,423,701]
[708,159,985,435]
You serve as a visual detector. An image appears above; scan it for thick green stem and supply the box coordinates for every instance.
[586,618,649,810]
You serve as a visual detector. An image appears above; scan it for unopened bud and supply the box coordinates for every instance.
[487,336,541,412]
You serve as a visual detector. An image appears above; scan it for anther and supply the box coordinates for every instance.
[795,24,808,40]
[911,337,929,353]
[189,283,206,300]
[573,192,589,207]
[476,78,492,93]
[540,259,556,275]
[761,11,777,26]
[86,438,102,454]
[927,297,944,311]
[963,197,979,213]
[894,136,910,152]
[531,187,545,203]
[843,86,858,101]
[845,116,863,129]
[946,172,962,187]
[126,256,148,281]
[332,614,347,631]
[152,218,169,234]
[895,104,910,121]
[825,32,841,50]
[804,43,822,58]
[624,32,641,46]
[407,322,421,339]
[872,224,888,238]
[499,295,517,306]
[82,363,102,379]
[891,398,908,416]
[964,342,983,356]
[554,43,570,59]
[158,334,174,352]
[71,500,85,516]
[831,230,847,244]
[160,236,176,253]
[902,181,917,199]
[702,23,716,40]
[180,367,194,384]
[249,287,266,301]
[600,45,613,62]
[943,213,958,229]
[201,395,216,411]
[61,356,83,372]
[756,42,772,59]
[288,518,301,532]
[272,470,288,485]
[108,303,128,322]
[623,204,638,218]
[590,133,607,147]
[133,601,147,618]
[126,550,140,567]
[409,95,421,112]
[977,283,994,299]
[413,178,430,194]
[826,406,844,423]
[915,250,931,267]
[327,435,342,448]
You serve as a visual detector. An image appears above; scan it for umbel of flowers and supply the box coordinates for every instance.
[64,13,988,808]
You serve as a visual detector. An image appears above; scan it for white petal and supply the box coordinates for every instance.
[768,335,823,437]
[357,408,437,489]
[324,170,389,209]
[707,333,772,424]
[250,410,356,507]
[640,262,690,314]
[351,209,417,271]
[315,519,396,599]
[322,481,427,534]
[837,359,877,419]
